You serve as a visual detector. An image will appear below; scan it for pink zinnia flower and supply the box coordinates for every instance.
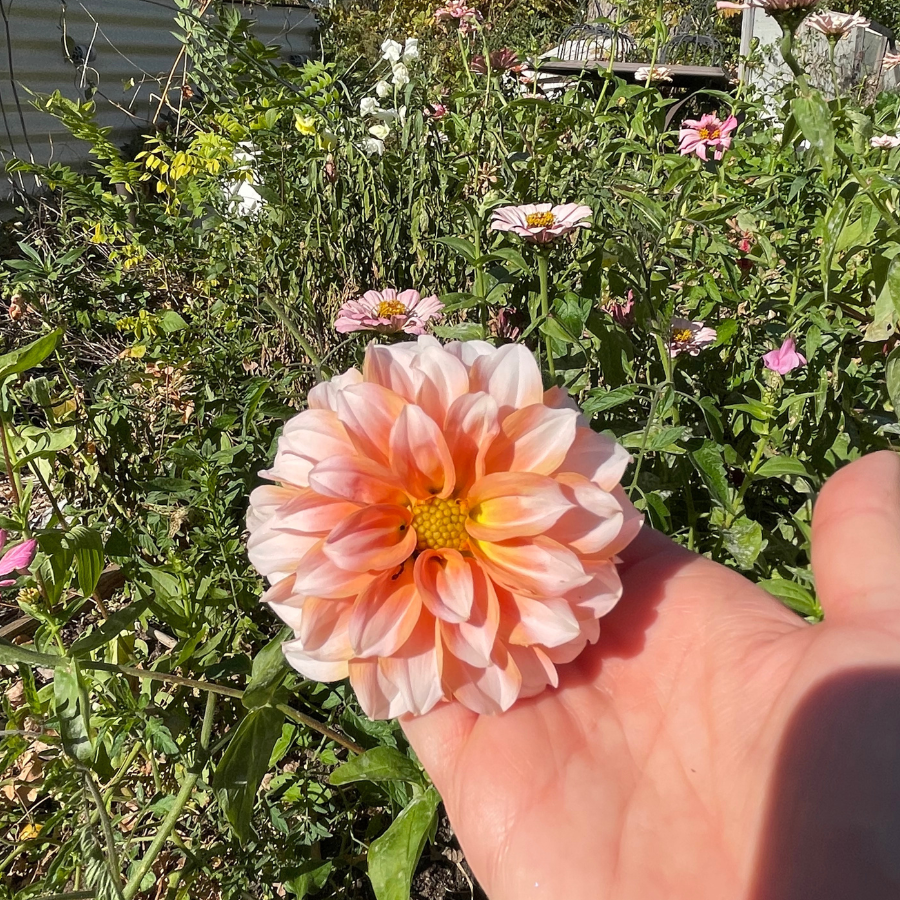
[471,49,522,75]
[334,289,443,336]
[717,0,818,11]
[669,318,717,357]
[763,337,807,374]
[805,11,868,36]
[679,113,738,161]
[604,291,635,326]
[247,337,641,718]
[424,103,448,118]
[884,52,900,71]
[491,203,591,244]
[0,531,37,586]
[871,134,900,150]
[435,0,483,30]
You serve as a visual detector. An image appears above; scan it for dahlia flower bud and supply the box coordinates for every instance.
[247,337,641,718]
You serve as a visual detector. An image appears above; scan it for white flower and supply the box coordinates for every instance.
[402,38,419,62]
[635,65,673,83]
[372,106,399,122]
[360,96,381,117]
[381,38,403,63]
[871,134,900,149]
[375,79,392,98]
[361,137,385,156]
[369,122,391,140]
[391,62,410,87]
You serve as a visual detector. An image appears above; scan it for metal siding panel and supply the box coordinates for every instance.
[1,0,317,203]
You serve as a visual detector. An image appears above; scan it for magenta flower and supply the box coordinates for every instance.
[334,289,443,335]
[0,531,37,586]
[604,291,635,326]
[424,103,448,118]
[434,0,483,32]
[679,113,738,161]
[669,318,717,357]
[470,49,522,75]
[490,203,591,244]
[763,337,807,375]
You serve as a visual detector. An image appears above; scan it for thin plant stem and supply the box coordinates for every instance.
[259,294,323,381]
[537,252,555,381]
[81,768,126,900]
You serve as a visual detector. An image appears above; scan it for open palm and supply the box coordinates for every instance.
[403,451,900,900]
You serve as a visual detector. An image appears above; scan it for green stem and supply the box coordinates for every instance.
[779,26,807,86]
[122,694,216,900]
[260,294,323,381]
[473,216,485,300]
[628,384,662,496]
[537,252,555,381]
[82,768,126,900]
[0,413,24,529]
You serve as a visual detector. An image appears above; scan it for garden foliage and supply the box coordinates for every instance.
[1,0,900,896]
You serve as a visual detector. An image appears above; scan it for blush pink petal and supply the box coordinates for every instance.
[363,340,428,401]
[349,566,423,657]
[553,425,632,491]
[565,557,624,617]
[444,338,496,368]
[443,392,501,495]
[307,367,364,411]
[377,616,444,716]
[410,345,470,426]
[507,594,582,648]
[443,643,523,714]
[508,645,559,696]
[414,549,475,622]
[308,456,409,507]
[484,403,579,475]
[598,485,645,558]
[334,383,408,467]
[246,516,320,581]
[389,404,456,500]
[259,486,360,535]
[439,561,499,666]
[266,410,356,487]
[323,505,415,572]
[283,641,352,682]
[0,538,36,575]
[466,472,573,542]
[472,535,591,597]
[349,658,407,719]
[548,474,626,555]
[292,539,377,599]
[469,343,544,415]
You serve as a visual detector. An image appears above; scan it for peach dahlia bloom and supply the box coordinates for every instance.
[247,337,641,718]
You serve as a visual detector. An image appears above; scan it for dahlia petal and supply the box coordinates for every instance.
[349,658,407,719]
[554,425,632,491]
[439,559,500,667]
[389,404,456,500]
[600,485,644,557]
[335,383,408,467]
[507,594,581,648]
[293,539,377,598]
[363,341,424,401]
[471,535,591,597]
[266,486,360,535]
[469,344,544,415]
[444,339,496,369]
[349,566,422,657]
[283,641,351,682]
[414,549,474,623]
[323,504,416,573]
[543,385,585,422]
[466,472,572,542]
[309,456,409,507]
[548,474,626,554]
[565,557,623,617]
[247,517,320,582]
[443,392,501,495]
[508,645,558,696]
[267,410,356,487]
[294,595,354,651]
[378,615,444,715]
[410,346,470,427]
[484,404,578,476]
[444,642,522,714]
[308,368,364,411]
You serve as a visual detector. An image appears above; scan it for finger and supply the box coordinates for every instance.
[812,450,900,620]
[401,702,477,795]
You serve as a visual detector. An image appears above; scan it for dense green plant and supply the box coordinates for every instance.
[2,0,900,898]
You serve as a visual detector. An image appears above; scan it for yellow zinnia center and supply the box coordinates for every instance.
[411,496,469,551]
[525,211,556,228]
[672,328,694,343]
[698,127,720,140]
[376,299,407,317]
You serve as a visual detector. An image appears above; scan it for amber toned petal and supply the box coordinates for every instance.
[349,565,423,657]
[335,382,408,467]
[469,344,544,415]
[308,456,409,507]
[389,404,456,500]
[293,539,377,599]
[471,535,591,597]
[414,549,474,623]
[443,392,501,496]
[323,505,415,573]
[483,404,578,476]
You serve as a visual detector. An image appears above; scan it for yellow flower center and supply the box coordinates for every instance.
[672,328,694,343]
[376,299,407,318]
[411,496,469,551]
[525,211,556,228]
[698,127,720,140]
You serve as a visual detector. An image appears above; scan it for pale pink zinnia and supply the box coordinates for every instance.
[0,531,37,586]
[763,336,807,374]
[634,65,673,84]
[717,0,819,12]
[804,11,869,37]
[871,134,900,150]
[334,289,443,335]
[491,203,591,244]
[246,336,641,718]
[669,317,717,357]
[884,52,900,71]
[679,113,738,161]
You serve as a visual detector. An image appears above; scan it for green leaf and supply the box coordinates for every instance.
[581,385,639,418]
[330,747,424,786]
[754,456,812,479]
[689,441,732,511]
[159,310,188,333]
[723,516,764,569]
[792,91,834,178]
[54,660,93,764]
[887,347,900,420]
[431,323,485,341]
[213,706,284,844]
[71,598,149,657]
[434,236,476,264]
[759,578,822,619]
[242,626,292,709]
[65,526,104,598]
[367,786,440,900]
[864,256,900,342]
[284,860,333,898]
[0,637,60,668]
[0,329,62,383]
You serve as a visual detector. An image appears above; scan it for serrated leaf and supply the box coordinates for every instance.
[213,706,284,844]
[330,747,424,786]
[367,786,440,900]
[689,441,732,511]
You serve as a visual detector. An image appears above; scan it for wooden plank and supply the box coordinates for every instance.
[529,59,731,86]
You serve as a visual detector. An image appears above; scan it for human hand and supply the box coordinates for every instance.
[402,451,900,900]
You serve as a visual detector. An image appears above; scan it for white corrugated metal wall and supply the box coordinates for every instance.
[0,0,317,204]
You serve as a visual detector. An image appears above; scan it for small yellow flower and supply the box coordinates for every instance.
[294,113,317,136]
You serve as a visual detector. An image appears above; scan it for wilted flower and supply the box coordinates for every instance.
[361,138,385,156]
[604,291,634,326]
[0,532,37,587]
[635,65,673,83]
[334,289,444,335]
[490,307,523,340]
[669,318,717,357]
[391,63,410,87]
[247,337,641,717]
[804,11,869,36]
[871,134,900,149]
[324,155,337,183]
[679,113,738,161]
[884,52,900,71]
[470,48,522,74]
[491,203,592,244]
[763,337,807,374]
[8,292,26,321]
[424,102,448,118]
[375,80,392,98]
